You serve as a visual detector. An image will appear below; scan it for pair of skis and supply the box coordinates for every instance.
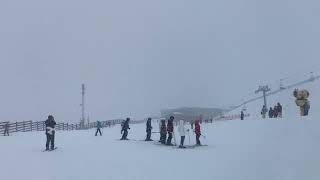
[42,147,58,152]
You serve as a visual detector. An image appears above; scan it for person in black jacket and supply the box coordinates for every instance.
[145,118,153,141]
[240,111,244,120]
[160,120,167,144]
[268,107,274,118]
[45,115,56,150]
[121,118,131,140]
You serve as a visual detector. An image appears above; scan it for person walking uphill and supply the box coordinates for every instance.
[166,116,174,146]
[195,120,201,146]
[145,118,153,141]
[45,115,56,151]
[178,120,186,148]
[121,118,131,140]
[95,121,102,136]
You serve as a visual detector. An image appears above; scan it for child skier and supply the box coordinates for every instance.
[178,120,186,148]
[160,119,167,144]
[95,121,102,136]
[121,118,131,140]
[145,118,153,141]
[195,120,201,146]
[166,116,174,146]
[45,115,56,151]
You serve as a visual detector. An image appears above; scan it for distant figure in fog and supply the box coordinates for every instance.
[240,111,244,120]
[3,122,9,136]
[269,107,274,118]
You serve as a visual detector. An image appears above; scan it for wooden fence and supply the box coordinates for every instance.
[0,119,126,136]
[0,121,83,136]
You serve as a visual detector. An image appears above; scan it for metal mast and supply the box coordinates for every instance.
[80,84,86,128]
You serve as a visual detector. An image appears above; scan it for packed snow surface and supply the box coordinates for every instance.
[1,82,320,180]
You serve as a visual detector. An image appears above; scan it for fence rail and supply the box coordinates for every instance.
[0,119,126,136]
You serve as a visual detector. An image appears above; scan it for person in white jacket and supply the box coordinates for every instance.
[178,120,186,148]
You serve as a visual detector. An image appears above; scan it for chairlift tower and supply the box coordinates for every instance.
[255,85,271,108]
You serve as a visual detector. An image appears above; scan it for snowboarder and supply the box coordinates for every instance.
[195,120,201,146]
[121,118,130,140]
[3,122,9,136]
[240,111,244,120]
[268,107,274,118]
[276,103,282,118]
[178,120,186,148]
[261,105,268,119]
[95,121,102,136]
[45,115,56,151]
[166,116,174,146]
[145,118,153,141]
[160,119,167,144]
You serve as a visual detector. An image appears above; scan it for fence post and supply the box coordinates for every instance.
[16,122,18,132]
[31,121,33,131]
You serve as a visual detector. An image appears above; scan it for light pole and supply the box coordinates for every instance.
[80,84,85,129]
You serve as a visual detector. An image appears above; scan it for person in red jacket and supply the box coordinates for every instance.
[195,120,201,146]
[166,116,174,146]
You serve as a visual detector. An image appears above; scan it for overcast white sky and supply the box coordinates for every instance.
[0,0,319,122]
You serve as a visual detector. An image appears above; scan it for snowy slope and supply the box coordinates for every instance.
[1,81,320,180]
[229,81,320,119]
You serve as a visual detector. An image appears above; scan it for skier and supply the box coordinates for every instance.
[45,115,56,151]
[240,111,244,120]
[121,118,130,140]
[177,120,186,148]
[195,120,201,146]
[95,121,102,136]
[3,122,9,136]
[261,105,268,119]
[273,105,278,118]
[166,116,174,146]
[160,119,167,144]
[268,107,273,118]
[145,118,153,141]
[277,102,283,118]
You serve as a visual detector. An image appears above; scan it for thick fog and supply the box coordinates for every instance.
[0,0,319,122]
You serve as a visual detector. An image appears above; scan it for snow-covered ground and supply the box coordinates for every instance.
[1,81,320,180]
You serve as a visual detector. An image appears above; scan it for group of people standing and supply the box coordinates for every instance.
[261,102,283,119]
[159,116,202,148]
[112,116,204,148]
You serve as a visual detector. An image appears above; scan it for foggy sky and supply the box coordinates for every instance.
[0,0,319,122]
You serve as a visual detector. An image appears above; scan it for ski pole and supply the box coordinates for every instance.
[173,131,177,146]
[152,132,160,134]
[187,130,191,145]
